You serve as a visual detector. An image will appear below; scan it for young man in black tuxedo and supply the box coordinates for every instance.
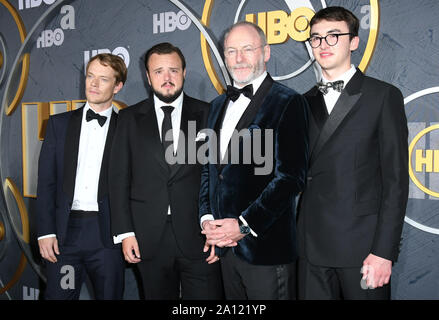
[109,43,223,300]
[37,54,127,299]
[297,6,409,300]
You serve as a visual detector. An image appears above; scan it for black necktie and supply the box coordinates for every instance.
[226,84,253,102]
[317,80,344,95]
[86,108,107,127]
[161,106,174,156]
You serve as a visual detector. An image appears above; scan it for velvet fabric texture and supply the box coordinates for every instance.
[199,76,309,265]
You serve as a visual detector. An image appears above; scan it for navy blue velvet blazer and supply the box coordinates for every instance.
[199,75,309,265]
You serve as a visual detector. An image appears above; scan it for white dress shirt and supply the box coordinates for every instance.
[153,92,184,154]
[321,65,357,114]
[220,71,267,159]
[38,102,114,241]
[113,92,184,244]
[200,73,268,237]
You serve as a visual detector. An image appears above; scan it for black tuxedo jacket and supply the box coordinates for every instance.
[36,107,118,248]
[109,94,209,260]
[199,75,309,265]
[297,69,409,267]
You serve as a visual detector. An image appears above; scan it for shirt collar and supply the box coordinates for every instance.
[233,71,267,95]
[321,65,356,86]
[84,101,114,118]
[154,91,184,113]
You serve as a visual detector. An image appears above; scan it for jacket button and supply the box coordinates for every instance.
[219,174,224,180]
[307,176,312,181]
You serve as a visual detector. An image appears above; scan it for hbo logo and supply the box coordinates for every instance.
[36,28,64,48]
[83,47,130,73]
[153,10,191,34]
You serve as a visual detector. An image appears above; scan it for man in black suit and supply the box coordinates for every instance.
[199,22,309,299]
[297,6,409,299]
[109,42,223,300]
[37,53,127,299]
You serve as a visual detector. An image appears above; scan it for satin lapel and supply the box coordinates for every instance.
[219,75,274,172]
[309,91,329,131]
[62,107,84,199]
[309,70,364,165]
[98,110,117,199]
[234,75,274,133]
[141,100,170,174]
[306,88,328,156]
[211,95,229,170]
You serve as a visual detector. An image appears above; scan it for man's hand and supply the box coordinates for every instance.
[362,253,392,288]
[38,237,60,263]
[203,241,220,264]
[202,218,242,248]
[202,221,220,263]
[122,236,141,263]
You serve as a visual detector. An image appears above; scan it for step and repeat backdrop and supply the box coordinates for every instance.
[0,0,438,300]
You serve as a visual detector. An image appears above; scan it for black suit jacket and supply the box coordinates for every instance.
[199,75,309,265]
[297,69,409,267]
[36,107,118,248]
[109,94,209,260]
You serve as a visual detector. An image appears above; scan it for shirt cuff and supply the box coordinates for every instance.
[239,216,257,237]
[37,234,56,241]
[113,232,135,244]
[200,214,214,229]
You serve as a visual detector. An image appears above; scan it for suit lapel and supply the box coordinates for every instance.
[218,75,274,172]
[306,88,327,157]
[212,95,229,169]
[308,90,329,131]
[309,70,364,165]
[98,110,117,199]
[168,95,202,179]
[141,100,170,174]
[62,107,84,199]
[234,75,274,132]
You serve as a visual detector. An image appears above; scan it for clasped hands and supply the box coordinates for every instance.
[201,218,246,264]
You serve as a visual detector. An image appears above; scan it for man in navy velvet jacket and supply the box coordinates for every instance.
[199,21,309,299]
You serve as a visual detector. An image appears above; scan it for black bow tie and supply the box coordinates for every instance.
[317,80,344,95]
[226,84,253,102]
[86,108,107,127]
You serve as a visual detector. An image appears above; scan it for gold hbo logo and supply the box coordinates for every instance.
[245,7,315,43]
[407,88,439,199]
[187,0,380,93]
[409,124,439,198]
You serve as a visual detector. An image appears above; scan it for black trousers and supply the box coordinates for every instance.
[220,249,296,300]
[298,259,390,300]
[136,218,224,300]
[44,212,125,300]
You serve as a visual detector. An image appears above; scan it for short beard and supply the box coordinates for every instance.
[150,84,184,104]
[227,55,265,86]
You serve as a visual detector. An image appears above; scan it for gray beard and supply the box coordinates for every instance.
[227,57,265,86]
